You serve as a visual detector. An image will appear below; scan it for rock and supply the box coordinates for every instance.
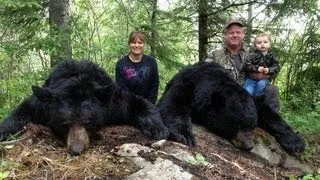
[127,157,193,180]
[115,143,153,157]
[115,143,194,180]
[251,137,313,173]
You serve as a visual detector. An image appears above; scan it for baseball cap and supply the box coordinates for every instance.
[225,17,244,29]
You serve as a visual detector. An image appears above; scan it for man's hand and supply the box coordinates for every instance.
[250,72,270,80]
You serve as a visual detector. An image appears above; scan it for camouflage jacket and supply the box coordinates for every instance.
[204,44,250,85]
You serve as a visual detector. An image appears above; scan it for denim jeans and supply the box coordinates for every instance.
[243,78,269,96]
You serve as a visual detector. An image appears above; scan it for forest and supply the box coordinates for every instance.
[0,0,319,178]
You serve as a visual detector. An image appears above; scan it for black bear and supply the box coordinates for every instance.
[158,61,305,154]
[0,60,168,155]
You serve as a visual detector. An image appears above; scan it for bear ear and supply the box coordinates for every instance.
[94,83,114,103]
[32,86,53,101]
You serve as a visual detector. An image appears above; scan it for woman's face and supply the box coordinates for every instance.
[129,37,144,56]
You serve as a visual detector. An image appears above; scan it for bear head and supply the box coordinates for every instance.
[31,79,113,155]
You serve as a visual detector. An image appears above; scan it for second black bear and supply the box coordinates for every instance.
[158,61,305,154]
[0,60,168,155]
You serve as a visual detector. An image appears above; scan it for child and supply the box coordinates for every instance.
[243,32,280,96]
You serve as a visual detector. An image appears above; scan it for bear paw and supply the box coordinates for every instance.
[276,131,305,154]
[142,125,169,140]
[169,128,196,147]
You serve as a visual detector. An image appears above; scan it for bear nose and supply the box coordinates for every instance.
[232,130,254,151]
[70,143,86,156]
[241,143,254,151]
[67,125,90,156]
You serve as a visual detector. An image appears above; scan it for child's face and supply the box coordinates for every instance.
[254,36,270,54]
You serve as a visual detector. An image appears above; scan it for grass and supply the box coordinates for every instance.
[0,159,10,180]
[283,108,320,177]
[284,110,320,134]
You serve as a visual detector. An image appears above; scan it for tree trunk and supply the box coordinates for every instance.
[245,2,253,45]
[150,0,158,57]
[49,0,72,67]
[198,0,208,62]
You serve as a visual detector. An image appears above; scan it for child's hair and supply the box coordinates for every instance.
[128,31,145,44]
[253,32,271,46]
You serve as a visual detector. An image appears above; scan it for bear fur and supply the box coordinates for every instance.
[0,60,168,155]
[158,61,305,154]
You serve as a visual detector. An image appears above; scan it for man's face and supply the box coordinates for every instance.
[224,24,245,48]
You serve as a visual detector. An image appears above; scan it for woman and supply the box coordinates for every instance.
[115,31,159,104]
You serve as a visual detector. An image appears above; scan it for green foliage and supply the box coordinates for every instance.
[157,61,184,99]
[0,160,12,180]
[282,84,320,112]
[71,0,126,64]
[0,71,47,121]
[283,109,320,134]
[0,158,19,179]
[194,153,210,165]
[0,0,45,44]
[187,152,210,165]
[0,171,9,180]
[301,168,320,180]
[0,0,41,8]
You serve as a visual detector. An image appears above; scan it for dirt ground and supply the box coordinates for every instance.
[1,124,319,179]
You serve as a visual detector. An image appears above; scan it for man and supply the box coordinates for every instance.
[204,17,305,154]
[204,17,280,112]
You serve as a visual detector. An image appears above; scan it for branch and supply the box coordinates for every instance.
[207,1,256,17]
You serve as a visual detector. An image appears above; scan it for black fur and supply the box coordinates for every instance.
[0,60,168,152]
[255,96,305,154]
[158,61,257,149]
[158,61,305,154]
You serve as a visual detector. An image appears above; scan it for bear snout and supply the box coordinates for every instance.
[231,130,254,151]
[67,125,90,156]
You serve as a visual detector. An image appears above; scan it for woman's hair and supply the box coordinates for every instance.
[128,31,145,44]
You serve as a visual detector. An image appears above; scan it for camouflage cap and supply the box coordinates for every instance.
[225,17,244,29]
